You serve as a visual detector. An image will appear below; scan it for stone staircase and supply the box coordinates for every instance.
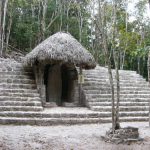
[0,58,43,112]
[83,65,150,122]
[0,58,107,125]
[0,58,149,125]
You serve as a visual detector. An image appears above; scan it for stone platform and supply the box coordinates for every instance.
[0,58,149,126]
[0,107,148,126]
[0,107,108,126]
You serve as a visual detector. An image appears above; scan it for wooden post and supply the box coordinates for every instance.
[148,57,150,127]
[79,66,82,106]
[148,57,149,84]
[36,63,46,106]
[149,101,150,127]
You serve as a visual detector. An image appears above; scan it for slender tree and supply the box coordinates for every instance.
[41,0,48,40]
[111,0,120,130]
[0,0,2,55]
[96,0,116,132]
[1,0,8,55]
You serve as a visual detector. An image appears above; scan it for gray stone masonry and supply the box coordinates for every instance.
[82,65,150,120]
[0,58,43,112]
[0,58,149,125]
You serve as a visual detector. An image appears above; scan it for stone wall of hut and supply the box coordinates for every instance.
[33,63,86,107]
[148,56,150,83]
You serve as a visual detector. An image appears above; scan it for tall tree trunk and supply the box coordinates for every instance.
[66,1,72,32]
[37,0,42,43]
[1,0,8,55]
[137,57,140,74]
[97,0,115,132]
[121,50,126,70]
[0,0,2,55]
[103,36,115,132]
[30,3,35,48]
[77,6,83,43]
[90,1,95,57]
[121,2,128,70]
[114,50,120,129]
[59,0,63,31]
[112,0,120,130]
[5,14,12,51]
[41,0,48,41]
[66,6,69,32]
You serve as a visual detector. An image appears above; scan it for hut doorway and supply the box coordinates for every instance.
[44,64,77,106]
[44,64,62,106]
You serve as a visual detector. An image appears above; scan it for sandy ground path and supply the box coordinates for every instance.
[0,122,150,150]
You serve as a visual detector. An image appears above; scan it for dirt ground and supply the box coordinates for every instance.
[0,122,149,150]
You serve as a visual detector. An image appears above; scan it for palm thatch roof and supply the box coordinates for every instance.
[23,32,96,69]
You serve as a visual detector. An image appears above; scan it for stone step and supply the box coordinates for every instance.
[0,89,38,93]
[0,111,100,118]
[88,98,150,102]
[85,73,140,77]
[119,91,150,94]
[119,111,149,117]
[91,106,149,112]
[84,78,147,83]
[88,101,149,106]
[0,63,29,68]
[84,67,137,72]
[0,75,35,80]
[85,67,137,73]
[84,89,150,96]
[0,117,111,125]
[0,78,35,84]
[85,76,143,80]
[0,62,22,66]
[85,90,150,97]
[0,84,36,89]
[0,101,42,106]
[0,92,40,97]
[0,96,41,101]
[0,75,34,80]
[0,72,33,77]
[82,84,150,92]
[0,67,32,72]
[0,116,148,125]
[85,70,137,74]
[83,86,150,90]
[85,72,138,76]
[87,94,150,98]
[119,116,148,122]
[0,106,43,111]
[0,111,147,119]
[84,82,149,87]
[0,61,22,67]
[84,73,141,78]
[0,62,23,64]
[85,72,143,77]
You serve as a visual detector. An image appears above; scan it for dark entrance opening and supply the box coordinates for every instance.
[44,64,62,106]
[44,63,77,106]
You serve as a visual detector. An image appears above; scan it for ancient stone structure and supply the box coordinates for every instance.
[83,65,150,122]
[0,32,149,125]
[23,32,96,107]
[0,57,149,125]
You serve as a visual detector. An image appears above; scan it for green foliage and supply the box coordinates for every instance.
[3,0,150,79]
[6,0,91,52]
[93,0,150,79]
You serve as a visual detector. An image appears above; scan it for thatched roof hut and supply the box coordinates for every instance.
[23,32,96,69]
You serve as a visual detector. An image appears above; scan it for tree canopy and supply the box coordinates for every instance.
[0,0,150,78]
